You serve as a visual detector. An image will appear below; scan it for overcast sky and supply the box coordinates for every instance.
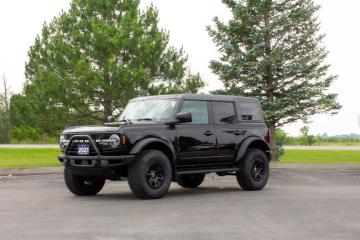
[0,0,359,136]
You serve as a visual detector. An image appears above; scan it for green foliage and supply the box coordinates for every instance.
[0,76,10,143]
[276,128,287,144]
[274,129,360,146]
[275,128,286,156]
[208,0,341,159]
[12,0,204,142]
[0,108,10,143]
[299,125,315,145]
[10,126,40,143]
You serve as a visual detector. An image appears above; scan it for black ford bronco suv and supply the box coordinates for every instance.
[59,94,271,199]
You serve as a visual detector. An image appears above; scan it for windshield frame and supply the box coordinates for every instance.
[119,98,180,122]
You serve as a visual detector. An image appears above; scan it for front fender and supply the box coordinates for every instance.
[129,137,175,156]
[235,136,270,162]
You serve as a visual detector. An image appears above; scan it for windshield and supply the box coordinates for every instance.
[119,98,179,121]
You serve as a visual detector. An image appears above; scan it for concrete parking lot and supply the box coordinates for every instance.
[1,169,360,240]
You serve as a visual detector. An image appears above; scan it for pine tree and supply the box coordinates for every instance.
[208,0,341,159]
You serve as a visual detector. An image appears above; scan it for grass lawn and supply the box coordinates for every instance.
[0,148,61,169]
[280,149,360,164]
[1,148,360,169]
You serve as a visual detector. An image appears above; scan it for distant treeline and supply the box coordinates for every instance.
[277,129,360,146]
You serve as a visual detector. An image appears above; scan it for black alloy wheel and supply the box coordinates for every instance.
[251,159,265,182]
[146,162,165,189]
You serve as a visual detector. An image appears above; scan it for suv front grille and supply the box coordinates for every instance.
[66,136,98,156]
[65,134,124,156]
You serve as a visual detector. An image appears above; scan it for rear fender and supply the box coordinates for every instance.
[235,137,270,162]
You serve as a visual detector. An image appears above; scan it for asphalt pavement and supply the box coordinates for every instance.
[1,169,360,240]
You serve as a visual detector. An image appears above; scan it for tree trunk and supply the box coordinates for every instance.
[268,121,278,161]
[263,3,278,161]
[103,97,113,123]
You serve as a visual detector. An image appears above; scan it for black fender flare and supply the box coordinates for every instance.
[130,138,175,155]
[129,138,177,179]
[130,137,176,163]
[235,136,270,162]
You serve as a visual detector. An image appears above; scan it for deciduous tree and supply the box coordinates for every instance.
[26,0,204,122]
[0,75,11,143]
[14,0,203,141]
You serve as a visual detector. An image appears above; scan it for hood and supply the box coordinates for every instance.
[62,125,121,134]
[62,121,166,134]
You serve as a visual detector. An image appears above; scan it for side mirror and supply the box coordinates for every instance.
[107,116,115,122]
[176,112,192,123]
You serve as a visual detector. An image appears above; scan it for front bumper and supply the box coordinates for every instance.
[58,154,134,167]
[58,134,135,168]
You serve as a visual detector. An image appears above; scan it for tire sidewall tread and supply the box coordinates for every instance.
[236,148,269,191]
[127,149,172,199]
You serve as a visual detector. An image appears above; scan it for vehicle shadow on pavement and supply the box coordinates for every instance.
[85,186,246,201]
[165,187,243,198]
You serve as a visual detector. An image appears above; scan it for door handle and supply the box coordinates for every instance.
[224,130,247,135]
[203,130,214,136]
[232,130,246,135]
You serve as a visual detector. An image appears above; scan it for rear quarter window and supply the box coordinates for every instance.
[212,101,236,124]
[237,100,263,121]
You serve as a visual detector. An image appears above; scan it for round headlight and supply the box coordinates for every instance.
[109,134,121,147]
[60,135,69,149]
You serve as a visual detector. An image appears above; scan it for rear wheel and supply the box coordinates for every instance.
[127,150,172,199]
[236,148,269,191]
[64,168,105,196]
[176,174,205,188]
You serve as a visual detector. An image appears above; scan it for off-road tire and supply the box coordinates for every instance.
[127,150,172,199]
[64,168,105,196]
[176,174,205,188]
[236,148,269,191]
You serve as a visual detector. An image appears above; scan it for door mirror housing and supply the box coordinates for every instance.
[176,112,192,123]
[165,112,192,127]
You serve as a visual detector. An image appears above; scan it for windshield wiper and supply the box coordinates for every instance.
[119,119,131,122]
[104,119,132,125]
[137,118,153,121]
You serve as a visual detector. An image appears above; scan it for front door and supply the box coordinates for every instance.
[176,100,217,165]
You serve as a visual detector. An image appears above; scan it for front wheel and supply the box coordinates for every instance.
[236,148,269,191]
[64,168,105,196]
[127,150,172,199]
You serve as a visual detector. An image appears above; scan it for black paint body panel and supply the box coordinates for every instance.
[59,94,269,177]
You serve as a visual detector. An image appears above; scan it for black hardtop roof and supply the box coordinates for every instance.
[132,94,258,102]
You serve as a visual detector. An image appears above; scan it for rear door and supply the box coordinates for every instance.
[212,101,246,163]
[176,100,217,165]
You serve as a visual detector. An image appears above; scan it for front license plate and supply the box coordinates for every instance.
[77,144,90,155]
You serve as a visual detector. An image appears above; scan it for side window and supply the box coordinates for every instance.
[212,101,236,124]
[238,100,263,121]
[180,100,209,124]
